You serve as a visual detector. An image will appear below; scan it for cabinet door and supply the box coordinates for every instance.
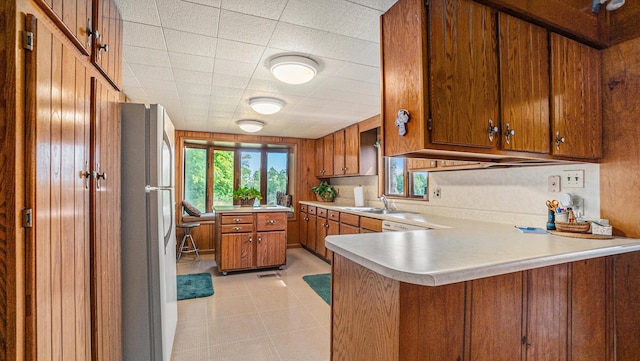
[315,137,325,177]
[344,124,359,175]
[326,220,340,259]
[551,33,602,159]
[499,14,550,153]
[92,0,122,88]
[430,0,499,148]
[256,231,286,268]
[339,223,359,235]
[334,129,346,175]
[468,272,523,360]
[34,0,92,54]
[299,211,309,247]
[525,264,568,361]
[220,233,253,271]
[323,134,334,177]
[316,217,328,256]
[307,214,317,252]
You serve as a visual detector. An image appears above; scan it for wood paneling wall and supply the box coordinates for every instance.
[175,131,317,248]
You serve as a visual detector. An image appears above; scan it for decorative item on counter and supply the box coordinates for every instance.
[554,208,591,233]
[395,109,410,136]
[591,222,613,236]
[312,181,337,202]
[233,186,263,206]
[546,199,559,230]
[354,185,364,207]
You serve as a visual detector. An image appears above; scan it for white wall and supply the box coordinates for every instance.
[330,163,601,226]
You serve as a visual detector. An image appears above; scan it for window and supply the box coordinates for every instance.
[384,157,429,199]
[183,144,290,212]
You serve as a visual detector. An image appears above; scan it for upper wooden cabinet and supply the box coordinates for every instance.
[92,0,123,89]
[316,134,334,178]
[334,124,359,176]
[551,33,602,159]
[498,14,550,154]
[35,0,93,54]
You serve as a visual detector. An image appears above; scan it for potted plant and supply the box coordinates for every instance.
[312,181,337,202]
[233,186,263,206]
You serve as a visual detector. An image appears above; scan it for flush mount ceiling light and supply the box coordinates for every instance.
[236,119,265,133]
[269,55,318,85]
[249,97,285,115]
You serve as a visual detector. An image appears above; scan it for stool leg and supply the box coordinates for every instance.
[177,233,188,261]
[188,234,200,260]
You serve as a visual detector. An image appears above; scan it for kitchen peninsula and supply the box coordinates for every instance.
[326,219,640,360]
[214,206,290,275]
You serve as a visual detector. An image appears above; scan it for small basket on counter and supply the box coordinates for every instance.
[554,221,591,233]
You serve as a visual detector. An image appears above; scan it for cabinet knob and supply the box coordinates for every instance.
[98,43,109,53]
[304,217,309,221]
[234,218,241,222]
[257,236,262,243]
[324,223,329,229]
[233,227,241,231]
[555,131,565,150]
[267,219,276,225]
[504,123,515,145]
[487,119,499,142]
[248,236,252,243]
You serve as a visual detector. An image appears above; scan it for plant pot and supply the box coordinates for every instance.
[239,197,256,207]
[315,194,334,202]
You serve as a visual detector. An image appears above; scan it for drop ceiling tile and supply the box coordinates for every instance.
[209,103,238,114]
[335,63,380,84]
[113,0,161,26]
[173,68,213,85]
[163,29,217,58]
[122,63,141,87]
[169,52,215,72]
[220,0,287,19]
[310,32,372,63]
[211,86,245,99]
[188,0,222,7]
[218,10,277,46]
[267,22,323,54]
[155,0,220,36]
[322,77,379,96]
[123,45,171,67]
[211,73,251,89]
[350,41,380,67]
[213,58,257,78]
[122,21,166,49]
[215,39,265,64]
[122,86,147,102]
[129,63,174,81]
[347,0,398,11]
[138,78,177,92]
[177,81,213,96]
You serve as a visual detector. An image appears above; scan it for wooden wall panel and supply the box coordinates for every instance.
[601,37,640,238]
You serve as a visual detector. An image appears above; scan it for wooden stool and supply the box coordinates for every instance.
[176,223,200,261]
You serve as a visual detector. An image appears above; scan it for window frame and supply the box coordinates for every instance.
[383,157,429,200]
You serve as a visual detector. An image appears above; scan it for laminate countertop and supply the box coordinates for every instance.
[213,205,291,213]
[314,202,640,286]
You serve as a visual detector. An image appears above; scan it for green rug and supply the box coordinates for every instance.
[177,273,214,301]
[303,273,331,305]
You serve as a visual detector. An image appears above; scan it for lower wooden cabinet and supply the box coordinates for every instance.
[216,211,287,275]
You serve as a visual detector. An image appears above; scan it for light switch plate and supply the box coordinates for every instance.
[548,175,561,192]
[562,170,584,188]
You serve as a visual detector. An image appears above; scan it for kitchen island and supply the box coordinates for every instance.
[325,220,640,361]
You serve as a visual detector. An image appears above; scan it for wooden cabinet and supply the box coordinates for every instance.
[339,213,360,235]
[216,212,287,274]
[299,205,309,248]
[334,124,360,176]
[316,134,334,177]
[498,13,550,154]
[315,207,329,256]
[34,0,93,54]
[92,0,123,89]
[551,33,602,159]
[307,207,318,252]
[360,217,382,233]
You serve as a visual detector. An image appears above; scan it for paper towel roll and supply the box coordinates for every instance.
[354,186,364,207]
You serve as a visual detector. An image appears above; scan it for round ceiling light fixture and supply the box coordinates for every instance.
[249,97,285,115]
[236,119,265,133]
[269,55,318,85]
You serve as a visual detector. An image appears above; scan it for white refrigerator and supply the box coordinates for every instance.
[121,103,178,361]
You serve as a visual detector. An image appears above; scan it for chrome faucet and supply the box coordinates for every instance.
[380,194,389,210]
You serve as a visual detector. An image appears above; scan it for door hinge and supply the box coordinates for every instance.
[22,31,34,51]
[22,208,33,228]
[427,118,433,131]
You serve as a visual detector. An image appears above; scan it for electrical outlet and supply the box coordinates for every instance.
[433,187,441,199]
[548,175,561,192]
[562,170,584,188]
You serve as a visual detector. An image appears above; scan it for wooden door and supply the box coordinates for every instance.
[322,134,334,177]
[430,0,499,148]
[326,220,340,259]
[220,233,253,270]
[90,77,122,361]
[551,33,602,159]
[467,272,523,360]
[525,264,568,361]
[33,0,92,54]
[315,137,325,177]
[307,214,317,252]
[92,0,122,88]
[256,231,286,268]
[315,217,328,256]
[339,223,359,235]
[344,124,359,175]
[24,15,92,361]
[299,211,309,247]
[334,129,346,175]
[614,251,640,360]
[499,14,550,153]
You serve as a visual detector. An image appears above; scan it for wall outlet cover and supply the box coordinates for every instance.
[562,170,584,188]
[548,175,561,192]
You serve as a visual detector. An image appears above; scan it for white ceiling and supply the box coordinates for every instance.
[114,0,398,138]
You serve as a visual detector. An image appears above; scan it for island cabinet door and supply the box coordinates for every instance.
[467,272,524,361]
[256,231,286,268]
[220,233,253,271]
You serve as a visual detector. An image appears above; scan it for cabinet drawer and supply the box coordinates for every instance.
[221,224,254,233]
[308,206,317,215]
[256,212,287,231]
[300,204,308,213]
[327,210,340,221]
[317,207,328,218]
[221,214,254,225]
[360,217,382,232]
[340,213,360,227]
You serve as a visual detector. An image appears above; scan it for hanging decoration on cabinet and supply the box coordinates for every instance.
[395,109,410,136]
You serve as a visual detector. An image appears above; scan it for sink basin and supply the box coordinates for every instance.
[361,209,414,215]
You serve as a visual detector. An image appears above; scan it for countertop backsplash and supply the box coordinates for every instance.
[328,163,601,227]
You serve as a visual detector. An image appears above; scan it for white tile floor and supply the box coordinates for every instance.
[172,248,331,361]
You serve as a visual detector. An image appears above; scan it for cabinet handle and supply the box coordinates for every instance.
[267,219,276,225]
[324,223,329,229]
[487,119,499,142]
[234,218,241,223]
[555,131,565,150]
[248,236,252,243]
[504,123,515,145]
[83,160,92,189]
[95,163,106,190]
[233,227,241,231]
[257,236,262,243]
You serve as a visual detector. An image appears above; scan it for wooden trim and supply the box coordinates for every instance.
[358,114,380,133]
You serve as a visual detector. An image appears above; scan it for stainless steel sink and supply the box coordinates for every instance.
[361,209,414,215]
